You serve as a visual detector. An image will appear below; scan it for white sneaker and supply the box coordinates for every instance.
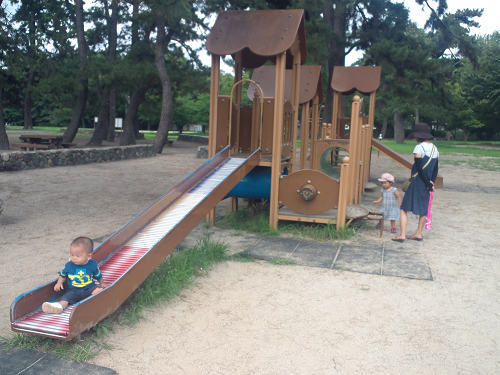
[42,302,64,314]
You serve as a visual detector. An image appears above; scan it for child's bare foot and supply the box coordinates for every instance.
[42,302,64,314]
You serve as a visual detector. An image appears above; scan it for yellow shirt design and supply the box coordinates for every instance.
[68,269,93,288]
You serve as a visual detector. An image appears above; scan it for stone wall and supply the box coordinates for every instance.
[0,145,155,172]
[177,134,209,144]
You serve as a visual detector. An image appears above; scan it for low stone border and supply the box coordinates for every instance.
[0,145,155,172]
[177,134,208,144]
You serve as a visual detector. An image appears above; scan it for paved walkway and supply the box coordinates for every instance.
[0,344,115,375]
[241,236,431,280]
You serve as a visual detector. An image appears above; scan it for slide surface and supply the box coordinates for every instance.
[371,138,413,170]
[11,147,260,340]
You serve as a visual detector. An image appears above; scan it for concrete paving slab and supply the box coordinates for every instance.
[242,237,301,261]
[382,249,433,280]
[0,344,46,374]
[0,344,116,375]
[384,238,424,252]
[290,240,338,268]
[332,242,383,275]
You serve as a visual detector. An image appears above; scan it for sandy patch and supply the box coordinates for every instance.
[1,140,499,374]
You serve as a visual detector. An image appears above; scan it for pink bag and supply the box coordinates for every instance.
[425,191,433,230]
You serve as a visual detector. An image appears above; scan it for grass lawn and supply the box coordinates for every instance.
[379,139,500,172]
[5,126,207,140]
[379,139,500,158]
[7,125,499,159]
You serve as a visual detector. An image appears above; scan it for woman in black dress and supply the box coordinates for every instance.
[392,123,439,242]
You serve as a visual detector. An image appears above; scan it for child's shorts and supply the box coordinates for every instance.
[60,284,98,305]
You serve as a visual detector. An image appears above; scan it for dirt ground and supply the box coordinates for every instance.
[1,136,499,374]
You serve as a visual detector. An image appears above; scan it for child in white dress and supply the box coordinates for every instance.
[372,173,402,233]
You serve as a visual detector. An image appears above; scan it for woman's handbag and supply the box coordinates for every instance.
[401,145,436,192]
[401,177,413,192]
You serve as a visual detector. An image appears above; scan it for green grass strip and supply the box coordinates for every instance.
[120,234,229,325]
[379,140,500,158]
[216,204,361,241]
[0,332,110,362]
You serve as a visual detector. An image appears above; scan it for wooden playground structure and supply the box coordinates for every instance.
[205,9,383,229]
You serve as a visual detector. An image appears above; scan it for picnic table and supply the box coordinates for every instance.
[12,135,75,151]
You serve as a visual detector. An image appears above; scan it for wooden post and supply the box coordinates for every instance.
[290,51,301,173]
[358,124,368,203]
[337,157,350,230]
[231,197,238,212]
[269,52,286,230]
[248,199,255,215]
[206,54,220,226]
[349,96,361,205]
[332,91,341,138]
[299,101,310,170]
[208,54,220,159]
[310,96,319,170]
[251,92,261,152]
[366,91,377,183]
[230,52,242,211]
[363,123,371,195]
[233,51,243,153]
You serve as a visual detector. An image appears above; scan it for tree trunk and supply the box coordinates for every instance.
[120,87,147,145]
[415,107,420,124]
[119,0,149,147]
[381,115,387,138]
[133,110,140,139]
[88,84,110,146]
[394,112,405,143]
[0,83,9,150]
[152,16,172,154]
[63,82,88,143]
[107,88,116,142]
[23,70,35,129]
[463,129,469,142]
[132,0,139,45]
[322,0,347,125]
[63,0,87,143]
[106,0,118,143]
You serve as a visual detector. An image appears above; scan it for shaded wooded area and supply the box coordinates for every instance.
[0,0,498,152]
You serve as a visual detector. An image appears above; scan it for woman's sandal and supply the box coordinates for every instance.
[391,238,404,243]
[407,236,423,241]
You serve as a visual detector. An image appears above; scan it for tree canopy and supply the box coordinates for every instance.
[0,0,495,151]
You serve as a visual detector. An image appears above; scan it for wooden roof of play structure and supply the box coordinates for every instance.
[205,9,307,69]
[246,65,323,104]
[331,66,381,95]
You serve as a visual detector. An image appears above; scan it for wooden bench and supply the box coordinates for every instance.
[12,143,51,151]
[62,143,77,148]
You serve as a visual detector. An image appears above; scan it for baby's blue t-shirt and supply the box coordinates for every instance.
[61,260,102,289]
